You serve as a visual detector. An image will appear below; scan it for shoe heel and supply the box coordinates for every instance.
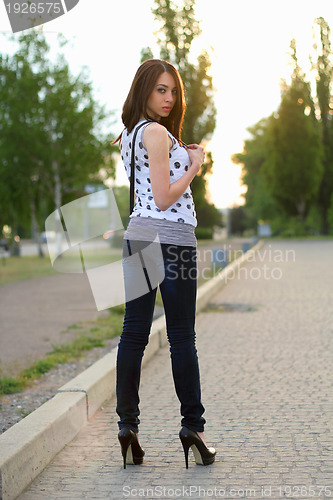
[121,448,127,469]
[118,429,144,469]
[179,427,216,468]
[118,431,131,469]
[180,439,190,469]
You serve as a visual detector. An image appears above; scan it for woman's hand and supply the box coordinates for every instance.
[143,124,205,211]
[187,144,205,174]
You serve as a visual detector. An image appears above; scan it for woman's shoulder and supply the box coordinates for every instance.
[143,121,167,135]
[142,122,170,148]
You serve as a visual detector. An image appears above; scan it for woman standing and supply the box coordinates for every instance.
[113,59,216,469]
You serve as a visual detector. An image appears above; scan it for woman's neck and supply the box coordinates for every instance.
[140,114,160,122]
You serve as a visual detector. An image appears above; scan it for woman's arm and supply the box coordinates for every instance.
[143,123,204,211]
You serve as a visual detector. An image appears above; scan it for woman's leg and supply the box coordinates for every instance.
[116,240,157,433]
[159,244,206,432]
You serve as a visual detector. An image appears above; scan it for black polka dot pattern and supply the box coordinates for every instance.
[122,121,197,226]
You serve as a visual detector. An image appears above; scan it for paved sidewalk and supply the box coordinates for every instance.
[0,273,108,374]
[17,241,333,500]
[0,241,238,375]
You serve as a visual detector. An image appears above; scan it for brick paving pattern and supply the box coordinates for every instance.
[17,241,333,500]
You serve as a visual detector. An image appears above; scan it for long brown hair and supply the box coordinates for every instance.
[112,59,186,144]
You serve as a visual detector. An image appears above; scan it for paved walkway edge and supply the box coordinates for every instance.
[0,240,263,500]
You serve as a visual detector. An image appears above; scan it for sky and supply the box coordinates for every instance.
[1,0,333,208]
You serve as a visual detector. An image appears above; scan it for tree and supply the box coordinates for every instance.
[150,0,215,143]
[41,60,109,217]
[113,185,130,227]
[232,117,279,229]
[232,40,324,233]
[141,0,221,231]
[229,205,248,236]
[0,34,49,254]
[312,17,333,234]
[328,193,333,233]
[192,151,223,228]
[262,41,323,223]
[0,30,114,254]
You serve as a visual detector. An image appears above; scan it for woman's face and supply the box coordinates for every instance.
[146,72,177,121]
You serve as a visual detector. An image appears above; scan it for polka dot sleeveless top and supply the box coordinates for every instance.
[120,120,197,227]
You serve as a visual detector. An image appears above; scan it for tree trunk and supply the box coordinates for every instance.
[296,198,306,224]
[30,198,44,257]
[52,160,63,258]
[320,206,329,235]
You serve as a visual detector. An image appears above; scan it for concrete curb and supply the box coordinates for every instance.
[0,240,263,500]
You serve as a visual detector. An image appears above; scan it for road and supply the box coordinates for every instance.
[0,238,246,376]
[17,240,333,500]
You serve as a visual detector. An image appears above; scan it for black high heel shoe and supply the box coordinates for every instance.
[118,428,145,469]
[179,427,216,469]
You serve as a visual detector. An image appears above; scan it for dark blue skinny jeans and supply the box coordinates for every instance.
[116,240,206,433]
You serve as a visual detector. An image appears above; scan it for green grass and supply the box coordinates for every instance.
[0,247,123,286]
[0,305,125,395]
[0,255,57,286]
[0,376,25,395]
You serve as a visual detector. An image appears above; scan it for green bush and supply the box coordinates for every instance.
[195,227,213,240]
[270,214,308,237]
[281,217,307,237]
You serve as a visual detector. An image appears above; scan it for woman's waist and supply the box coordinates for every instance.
[124,217,197,246]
